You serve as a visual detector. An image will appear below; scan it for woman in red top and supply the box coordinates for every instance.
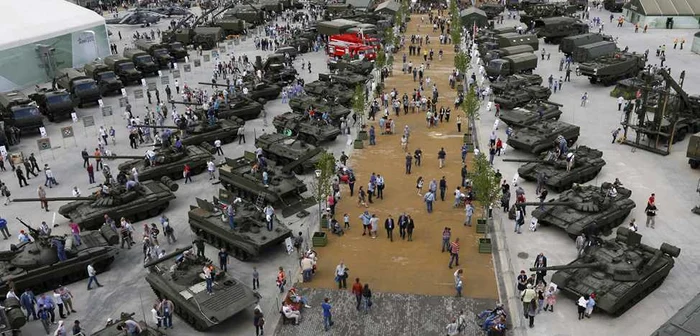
[183,164,192,183]
[495,138,503,156]
[351,278,363,310]
[277,267,286,293]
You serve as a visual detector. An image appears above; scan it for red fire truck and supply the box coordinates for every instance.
[327,34,378,60]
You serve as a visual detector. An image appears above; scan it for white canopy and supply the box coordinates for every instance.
[0,0,106,51]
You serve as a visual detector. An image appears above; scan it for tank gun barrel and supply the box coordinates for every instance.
[515,202,574,207]
[198,82,229,87]
[14,197,96,202]
[87,155,146,159]
[530,263,603,272]
[540,100,563,107]
[132,124,181,129]
[143,245,193,268]
[169,100,201,106]
[16,217,41,238]
[502,159,550,163]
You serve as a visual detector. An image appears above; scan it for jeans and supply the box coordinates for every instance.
[466,215,472,226]
[206,277,213,293]
[515,221,522,233]
[369,135,376,145]
[449,253,459,268]
[456,285,462,297]
[229,215,235,230]
[253,278,259,290]
[323,315,332,331]
[303,269,312,282]
[163,312,173,328]
[363,298,372,313]
[72,233,82,246]
[426,201,433,213]
[267,219,273,231]
[87,275,102,289]
[23,304,36,320]
[440,187,446,201]
[355,294,362,310]
[337,275,347,289]
[442,238,450,252]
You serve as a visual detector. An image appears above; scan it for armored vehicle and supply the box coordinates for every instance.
[0,91,45,134]
[272,112,342,145]
[688,133,700,169]
[105,10,161,25]
[534,16,589,44]
[215,17,247,35]
[165,26,223,50]
[173,99,261,121]
[28,88,73,122]
[283,37,313,54]
[572,40,617,63]
[497,33,540,50]
[252,55,298,85]
[255,133,327,174]
[145,246,260,331]
[135,40,173,68]
[484,45,535,64]
[480,3,505,19]
[0,218,118,298]
[559,33,611,55]
[87,144,214,182]
[218,153,316,217]
[327,58,374,76]
[303,81,354,106]
[494,85,552,109]
[526,181,635,236]
[319,71,368,88]
[652,292,700,335]
[0,296,26,334]
[505,146,606,192]
[485,53,538,80]
[188,191,293,260]
[568,0,588,9]
[137,117,245,147]
[579,53,646,85]
[203,82,280,102]
[499,100,563,127]
[289,96,352,123]
[83,62,123,96]
[163,41,188,60]
[507,120,580,154]
[55,68,101,107]
[490,74,543,95]
[604,0,626,12]
[15,177,177,230]
[531,227,680,316]
[520,4,577,26]
[104,55,143,85]
[123,49,159,76]
[92,312,166,336]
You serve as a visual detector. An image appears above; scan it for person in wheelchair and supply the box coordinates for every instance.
[330,219,344,236]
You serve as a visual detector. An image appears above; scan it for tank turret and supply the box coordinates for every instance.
[254,133,326,174]
[91,312,166,336]
[289,95,352,124]
[135,118,245,146]
[530,227,680,316]
[498,101,563,127]
[507,120,580,154]
[272,112,341,145]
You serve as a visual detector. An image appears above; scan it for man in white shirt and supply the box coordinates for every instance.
[281,302,300,324]
[87,263,103,290]
[207,160,216,180]
[214,139,223,155]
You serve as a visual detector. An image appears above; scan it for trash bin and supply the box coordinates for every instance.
[476,218,488,234]
[353,139,364,149]
[358,130,368,140]
[478,238,492,254]
[312,232,327,247]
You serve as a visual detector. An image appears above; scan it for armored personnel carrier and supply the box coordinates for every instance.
[531,227,680,316]
[507,120,580,154]
[188,191,293,260]
[272,112,341,145]
[499,101,563,127]
[289,96,352,123]
[494,86,552,109]
[479,3,505,19]
[15,177,178,230]
[0,218,118,298]
[490,74,543,95]
[533,16,589,44]
[137,117,245,146]
[526,181,636,236]
[303,81,354,106]
[145,246,260,331]
[92,312,166,336]
[505,146,606,192]
[327,59,374,76]
[87,144,214,182]
[579,53,646,86]
[651,292,700,335]
[218,153,315,217]
[255,133,327,174]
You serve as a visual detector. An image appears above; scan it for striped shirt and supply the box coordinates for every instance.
[450,241,460,254]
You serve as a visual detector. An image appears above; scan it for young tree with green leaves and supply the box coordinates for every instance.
[313,152,337,231]
[376,49,387,69]
[471,152,502,234]
[453,51,470,76]
[461,85,480,131]
[352,84,366,122]
[450,0,462,47]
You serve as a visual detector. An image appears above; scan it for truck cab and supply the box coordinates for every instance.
[28,89,74,122]
[123,49,159,76]
[55,68,101,107]
[0,91,44,135]
[104,55,143,85]
[135,40,173,68]
[165,42,188,60]
[84,62,123,96]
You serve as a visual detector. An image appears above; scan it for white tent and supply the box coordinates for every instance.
[0,0,110,91]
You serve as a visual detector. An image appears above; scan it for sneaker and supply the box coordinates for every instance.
[304,305,311,308]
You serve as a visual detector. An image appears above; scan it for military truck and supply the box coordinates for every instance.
[572,40,617,63]
[104,55,143,85]
[490,74,543,95]
[688,132,700,169]
[123,48,159,76]
[579,53,646,85]
[479,3,505,19]
[484,45,535,64]
[485,53,538,80]
[0,91,44,134]
[163,41,188,60]
[497,33,540,51]
[55,68,101,107]
[559,33,611,55]
[604,0,625,12]
[135,40,173,68]
[28,89,73,122]
[227,6,265,25]
[567,0,588,9]
[533,17,589,44]
[83,62,123,96]
[215,17,247,35]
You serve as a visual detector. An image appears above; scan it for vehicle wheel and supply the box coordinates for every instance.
[675,128,687,142]
[690,160,700,169]
[48,114,55,122]
[148,207,160,217]
[293,165,304,175]
[589,78,598,84]
[308,136,319,145]
[568,137,579,145]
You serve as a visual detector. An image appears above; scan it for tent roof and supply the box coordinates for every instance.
[0,0,106,51]
[375,0,400,13]
[625,0,700,16]
[460,7,488,18]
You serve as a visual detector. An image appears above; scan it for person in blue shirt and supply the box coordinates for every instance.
[321,297,333,331]
[20,289,37,320]
[37,294,56,323]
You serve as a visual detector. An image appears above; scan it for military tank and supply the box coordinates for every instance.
[0,296,26,334]
[0,218,118,298]
[171,99,262,121]
[218,153,315,217]
[531,227,680,316]
[91,312,165,336]
[651,292,700,335]
[499,101,563,128]
[135,117,245,147]
[289,96,352,124]
[507,120,580,154]
[504,146,606,192]
[202,82,281,102]
[490,74,543,95]
[523,181,636,237]
[327,59,374,76]
[319,71,368,88]
[303,81,354,106]
[494,86,552,109]
[145,246,260,331]
[87,145,214,182]
[15,177,178,230]
[255,133,326,174]
[272,112,341,145]
[188,191,292,261]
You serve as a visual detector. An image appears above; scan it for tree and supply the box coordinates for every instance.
[352,84,366,122]
[312,152,337,234]
[453,51,470,77]
[375,49,387,69]
[471,152,501,234]
[449,0,462,47]
[461,85,480,131]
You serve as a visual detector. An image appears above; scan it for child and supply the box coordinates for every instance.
[253,267,260,290]
[343,214,350,229]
